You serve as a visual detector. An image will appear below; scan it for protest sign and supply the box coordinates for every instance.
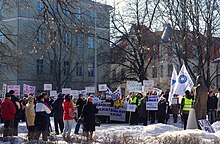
[44,84,52,91]
[127,82,142,92]
[143,80,154,91]
[85,87,95,93]
[7,85,20,96]
[126,104,136,112]
[171,98,178,104]
[62,88,71,94]
[198,119,215,133]
[146,101,158,110]
[110,107,126,122]
[50,90,57,96]
[78,90,87,95]
[95,102,112,116]
[98,84,107,91]
[148,95,159,102]
[23,84,36,95]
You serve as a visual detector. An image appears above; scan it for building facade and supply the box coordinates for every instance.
[0,0,111,93]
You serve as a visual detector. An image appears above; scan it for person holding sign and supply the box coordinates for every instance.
[114,96,123,108]
[129,93,142,125]
[181,90,193,130]
[138,97,148,126]
[171,94,179,123]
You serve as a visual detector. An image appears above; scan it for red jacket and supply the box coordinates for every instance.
[1,98,16,120]
[62,101,75,120]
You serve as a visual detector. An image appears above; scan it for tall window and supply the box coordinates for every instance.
[50,60,54,74]
[37,59,43,74]
[152,66,157,78]
[0,31,3,43]
[37,0,44,12]
[160,65,163,77]
[88,63,94,77]
[64,61,70,75]
[76,34,83,48]
[168,64,173,77]
[76,7,81,20]
[76,62,83,76]
[63,32,71,46]
[37,29,44,43]
[87,9,94,22]
[88,36,94,49]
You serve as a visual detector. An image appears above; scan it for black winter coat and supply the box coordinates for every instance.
[76,98,86,118]
[52,97,64,119]
[207,96,218,110]
[157,100,167,116]
[81,102,98,131]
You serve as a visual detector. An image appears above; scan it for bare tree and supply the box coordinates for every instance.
[99,0,162,86]
[161,0,220,89]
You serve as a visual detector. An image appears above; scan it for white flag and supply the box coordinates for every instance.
[168,66,177,105]
[113,86,121,99]
[173,64,194,96]
[105,86,113,95]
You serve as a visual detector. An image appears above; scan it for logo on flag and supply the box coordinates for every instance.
[173,64,194,96]
[168,65,177,105]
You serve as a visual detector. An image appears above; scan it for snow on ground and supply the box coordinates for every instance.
[0,116,219,143]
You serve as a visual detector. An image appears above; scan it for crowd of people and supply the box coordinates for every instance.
[0,88,219,142]
[0,91,98,142]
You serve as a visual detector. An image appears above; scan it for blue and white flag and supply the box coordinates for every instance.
[173,64,194,96]
[105,86,112,95]
[113,86,121,100]
[168,65,177,105]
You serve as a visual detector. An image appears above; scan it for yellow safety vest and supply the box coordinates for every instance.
[182,97,192,111]
[130,97,137,105]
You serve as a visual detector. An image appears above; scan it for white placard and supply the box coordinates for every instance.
[143,80,154,91]
[23,84,36,95]
[110,107,126,122]
[62,88,71,94]
[98,84,107,91]
[146,101,158,110]
[44,84,52,91]
[78,90,87,95]
[50,90,57,96]
[148,95,159,102]
[85,87,95,93]
[127,82,142,92]
[126,104,136,112]
[95,102,112,116]
[198,119,215,133]
[7,85,20,96]
[71,90,78,95]
[171,98,178,104]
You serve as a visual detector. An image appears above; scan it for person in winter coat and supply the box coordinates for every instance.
[25,96,35,140]
[207,91,218,124]
[114,96,124,108]
[81,96,98,142]
[62,94,75,139]
[74,94,86,134]
[138,97,148,126]
[9,90,21,136]
[181,90,193,130]
[52,93,64,135]
[1,93,16,137]
[171,94,179,123]
[157,97,167,123]
[35,94,51,141]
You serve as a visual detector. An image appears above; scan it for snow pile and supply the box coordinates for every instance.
[212,121,220,132]
[0,137,26,144]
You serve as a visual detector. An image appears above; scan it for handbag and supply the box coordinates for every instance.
[77,117,84,124]
[68,103,75,118]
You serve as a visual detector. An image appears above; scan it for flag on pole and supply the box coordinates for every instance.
[106,86,112,95]
[113,86,121,99]
[168,65,177,105]
[173,64,194,96]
